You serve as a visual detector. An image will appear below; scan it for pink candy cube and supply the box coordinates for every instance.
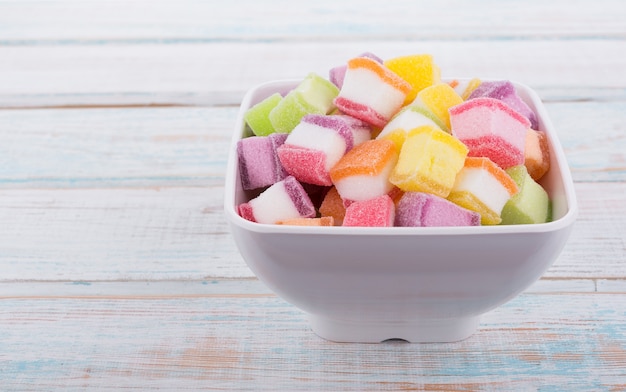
[277,114,354,186]
[450,97,530,170]
[343,194,395,227]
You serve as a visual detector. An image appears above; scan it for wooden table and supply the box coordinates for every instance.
[1,1,625,390]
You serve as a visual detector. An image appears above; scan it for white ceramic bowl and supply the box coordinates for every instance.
[224,79,578,343]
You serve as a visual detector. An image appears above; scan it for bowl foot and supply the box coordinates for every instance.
[308,314,480,343]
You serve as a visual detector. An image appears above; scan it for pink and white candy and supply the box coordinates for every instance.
[277,114,354,186]
[450,97,530,170]
[238,176,316,224]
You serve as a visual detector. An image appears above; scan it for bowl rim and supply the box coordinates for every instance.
[224,78,578,236]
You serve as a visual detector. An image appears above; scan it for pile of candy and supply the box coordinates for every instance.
[236,53,552,227]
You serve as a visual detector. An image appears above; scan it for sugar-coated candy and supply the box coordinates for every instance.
[343,194,395,227]
[469,80,538,129]
[500,165,551,225]
[390,126,468,198]
[238,176,316,224]
[277,114,354,186]
[237,133,288,190]
[277,216,335,226]
[384,54,441,105]
[334,57,412,128]
[269,73,339,134]
[395,192,481,227]
[334,114,372,146]
[236,52,554,228]
[330,138,399,202]
[448,78,481,100]
[525,128,550,181]
[244,93,282,136]
[319,186,346,226]
[450,97,530,170]
[447,157,519,225]
[411,83,463,130]
[329,52,383,89]
[376,105,448,148]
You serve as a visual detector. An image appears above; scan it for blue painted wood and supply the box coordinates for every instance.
[0,0,624,389]
[0,291,624,390]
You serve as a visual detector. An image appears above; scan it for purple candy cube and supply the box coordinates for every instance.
[237,133,288,190]
[395,192,481,227]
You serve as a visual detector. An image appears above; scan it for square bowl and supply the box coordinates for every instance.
[224,79,578,343]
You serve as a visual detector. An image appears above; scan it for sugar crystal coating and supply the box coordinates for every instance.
[343,194,395,227]
[244,93,282,136]
[330,139,399,202]
[524,128,550,181]
[450,97,530,170]
[384,54,441,104]
[237,133,288,190]
[500,165,550,225]
[319,186,346,225]
[411,83,463,130]
[395,192,481,227]
[277,216,335,226]
[235,52,554,227]
[269,73,339,134]
[390,126,468,198]
[334,57,411,127]
[469,80,538,129]
[447,157,519,225]
[329,52,383,89]
[277,114,354,186]
[238,176,315,224]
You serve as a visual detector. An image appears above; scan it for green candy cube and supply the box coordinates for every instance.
[244,93,283,136]
[500,165,551,225]
[269,73,339,134]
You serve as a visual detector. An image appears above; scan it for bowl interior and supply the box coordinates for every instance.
[224,79,577,235]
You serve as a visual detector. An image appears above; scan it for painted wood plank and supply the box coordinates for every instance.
[0,103,624,189]
[0,182,623,282]
[0,107,235,188]
[1,40,625,108]
[0,278,599,299]
[1,291,624,390]
[0,186,249,280]
[1,0,624,43]
[547,101,626,182]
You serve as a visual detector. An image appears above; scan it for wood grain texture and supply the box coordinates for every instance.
[1,290,625,391]
[1,0,625,389]
[0,182,624,282]
[0,103,623,189]
[1,0,624,43]
[1,40,625,108]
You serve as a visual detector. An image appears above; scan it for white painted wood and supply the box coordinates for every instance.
[0,107,236,188]
[1,40,625,108]
[1,0,624,42]
[0,182,623,282]
[0,103,623,191]
[0,0,624,388]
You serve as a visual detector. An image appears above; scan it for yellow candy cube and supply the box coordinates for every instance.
[390,126,468,198]
[412,83,463,130]
[384,54,441,105]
